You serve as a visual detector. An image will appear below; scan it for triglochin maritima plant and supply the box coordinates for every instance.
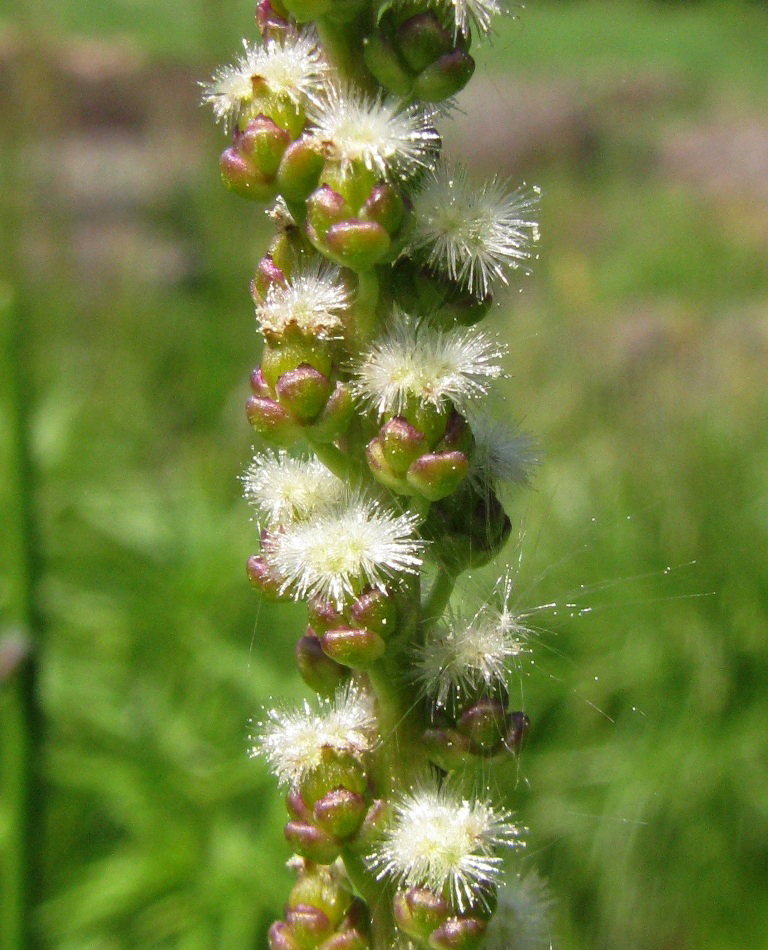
[203,0,552,946]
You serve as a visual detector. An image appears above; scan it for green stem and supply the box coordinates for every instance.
[0,287,44,950]
[422,569,457,626]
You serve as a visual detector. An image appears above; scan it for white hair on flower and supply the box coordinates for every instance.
[407,161,540,298]
[353,311,505,416]
[308,84,440,178]
[256,263,350,340]
[253,682,377,787]
[467,416,538,491]
[264,491,424,607]
[201,31,328,132]
[367,773,524,912]
[416,569,530,709]
[241,451,343,528]
[446,0,509,37]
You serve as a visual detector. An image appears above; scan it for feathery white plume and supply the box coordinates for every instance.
[256,264,350,340]
[407,161,540,298]
[242,452,343,528]
[353,311,505,416]
[484,871,555,950]
[253,682,377,787]
[308,84,440,179]
[367,774,524,912]
[265,491,424,607]
[467,416,538,491]
[201,32,327,132]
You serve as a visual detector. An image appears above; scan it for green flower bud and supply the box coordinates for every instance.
[365,438,408,495]
[424,486,512,573]
[313,787,368,840]
[219,116,290,200]
[413,50,475,102]
[394,887,452,942]
[321,626,387,668]
[406,450,468,501]
[307,381,354,444]
[378,417,430,477]
[246,394,302,445]
[324,220,391,272]
[295,632,350,697]
[288,862,353,929]
[275,365,333,424]
[307,185,352,243]
[278,136,325,203]
[261,338,334,387]
[284,820,342,865]
[250,255,287,305]
[299,749,368,806]
[269,921,301,950]
[428,916,487,950]
[362,32,413,97]
[246,553,286,600]
[360,183,405,236]
[285,904,334,947]
[397,12,452,74]
[420,726,473,772]
[286,788,313,822]
[319,931,369,950]
[349,588,397,639]
[307,597,345,634]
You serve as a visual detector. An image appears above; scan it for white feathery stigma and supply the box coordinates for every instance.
[308,84,440,178]
[252,682,378,787]
[256,264,350,340]
[467,416,538,491]
[353,311,505,416]
[416,568,531,709]
[264,492,424,607]
[241,451,343,528]
[445,0,508,37]
[201,32,327,132]
[408,161,541,298]
[367,775,524,912]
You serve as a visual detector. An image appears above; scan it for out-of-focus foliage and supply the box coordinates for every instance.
[1,1,767,947]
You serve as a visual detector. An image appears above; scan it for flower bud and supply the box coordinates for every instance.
[321,627,386,669]
[255,0,290,40]
[457,699,507,754]
[306,381,354,444]
[319,931,369,950]
[246,394,302,445]
[421,727,473,772]
[219,116,291,200]
[428,917,487,950]
[307,597,345,634]
[394,887,452,942]
[275,365,333,424]
[299,749,368,806]
[286,788,313,822]
[285,904,334,945]
[362,32,412,97]
[360,184,405,237]
[251,255,287,305]
[295,632,349,697]
[378,417,430,478]
[288,862,353,929]
[313,788,368,840]
[349,588,397,640]
[413,50,475,102]
[406,450,468,501]
[278,136,325,203]
[261,338,334,388]
[246,553,287,600]
[504,711,530,756]
[348,797,389,852]
[324,220,391,272]
[269,921,301,950]
[307,186,351,243]
[284,820,342,865]
[425,487,511,573]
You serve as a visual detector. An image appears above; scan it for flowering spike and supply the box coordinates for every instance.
[367,774,524,913]
[407,161,540,298]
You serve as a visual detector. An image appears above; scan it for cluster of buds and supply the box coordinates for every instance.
[204,0,553,946]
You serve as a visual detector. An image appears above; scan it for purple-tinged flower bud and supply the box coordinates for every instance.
[288,861,354,928]
[504,711,530,756]
[457,699,507,754]
[275,365,333,425]
[246,554,287,600]
[436,412,473,455]
[341,897,372,937]
[360,184,405,237]
[378,417,430,477]
[313,788,368,840]
[299,749,368,805]
[284,820,342,865]
[365,438,406,495]
[321,626,386,669]
[394,887,452,942]
[319,932,370,950]
[413,49,475,102]
[425,487,511,573]
[406,450,468,501]
[349,588,397,640]
[246,395,302,445]
[285,904,334,945]
[278,136,325,203]
[219,116,291,200]
[428,916,487,950]
[306,186,352,243]
[250,366,272,398]
[286,787,313,822]
[306,381,354,444]
[421,727,473,772]
[250,255,287,305]
[349,797,390,852]
[269,921,300,950]
[307,597,345,634]
[261,338,334,389]
[324,220,391,272]
[295,632,349,698]
[255,0,290,40]
[397,12,452,74]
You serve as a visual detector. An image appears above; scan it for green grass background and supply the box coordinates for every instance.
[1,1,767,947]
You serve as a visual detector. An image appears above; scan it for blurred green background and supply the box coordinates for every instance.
[1,0,767,947]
